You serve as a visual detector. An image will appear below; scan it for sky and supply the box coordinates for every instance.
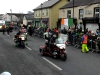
[0,0,47,14]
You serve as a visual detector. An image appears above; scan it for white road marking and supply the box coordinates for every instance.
[42,57,62,71]
[26,46,32,50]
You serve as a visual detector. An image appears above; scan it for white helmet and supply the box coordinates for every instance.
[53,34,56,37]
[0,72,11,75]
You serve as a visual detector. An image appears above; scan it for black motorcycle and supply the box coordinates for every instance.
[14,34,26,48]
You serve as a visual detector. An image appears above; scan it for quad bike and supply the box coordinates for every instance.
[39,38,67,61]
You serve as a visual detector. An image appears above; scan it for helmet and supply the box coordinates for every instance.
[53,34,56,38]
[22,27,24,28]
[0,72,11,75]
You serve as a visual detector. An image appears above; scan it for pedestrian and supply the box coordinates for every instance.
[6,22,11,35]
[97,35,100,53]
[6,26,10,35]
[81,32,89,53]
[2,24,6,35]
[28,26,33,36]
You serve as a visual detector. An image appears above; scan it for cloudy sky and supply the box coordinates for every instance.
[0,0,47,14]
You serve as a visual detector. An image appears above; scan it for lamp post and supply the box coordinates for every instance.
[73,0,76,29]
[41,3,43,27]
[10,9,12,22]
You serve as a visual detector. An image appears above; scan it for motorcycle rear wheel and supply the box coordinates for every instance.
[40,48,45,56]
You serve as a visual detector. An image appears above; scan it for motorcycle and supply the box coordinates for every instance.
[39,38,67,61]
[13,34,27,48]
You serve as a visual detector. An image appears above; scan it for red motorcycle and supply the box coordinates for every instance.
[39,38,67,61]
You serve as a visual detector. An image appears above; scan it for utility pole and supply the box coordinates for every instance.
[41,3,43,27]
[10,9,12,22]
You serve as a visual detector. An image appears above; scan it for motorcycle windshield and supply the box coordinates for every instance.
[56,38,66,44]
[21,34,25,37]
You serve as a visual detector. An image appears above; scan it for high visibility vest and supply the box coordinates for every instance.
[82,35,88,44]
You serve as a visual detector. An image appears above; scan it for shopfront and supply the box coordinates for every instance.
[82,17,100,33]
[34,18,41,27]
[42,18,49,27]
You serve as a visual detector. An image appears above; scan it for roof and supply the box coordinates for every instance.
[7,13,28,19]
[34,0,60,10]
[25,15,34,20]
[60,0,100,9]
[7,13,28,15]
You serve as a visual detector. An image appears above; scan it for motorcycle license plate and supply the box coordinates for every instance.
[21,37,25,40]
[53,52,57,55]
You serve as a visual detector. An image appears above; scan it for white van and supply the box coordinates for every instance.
[0,20,6,31]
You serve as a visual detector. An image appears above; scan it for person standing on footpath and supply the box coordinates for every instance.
[6,22,11,35]
[81,32,89,53]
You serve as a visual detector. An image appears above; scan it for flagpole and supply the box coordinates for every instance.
[73,0,75,29]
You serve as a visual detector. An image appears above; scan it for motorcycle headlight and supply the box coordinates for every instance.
[21,37,25,40]
[63,47,66,49]
[60,46,64,49]
[59,46,66,49]
[26,33,27,35]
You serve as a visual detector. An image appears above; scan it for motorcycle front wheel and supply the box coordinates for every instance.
[21,41,25,49]
[61,54,67,61]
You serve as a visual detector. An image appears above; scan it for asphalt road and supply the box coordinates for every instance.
[0,31,100,75]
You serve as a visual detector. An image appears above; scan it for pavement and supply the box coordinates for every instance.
[0,30,100,75]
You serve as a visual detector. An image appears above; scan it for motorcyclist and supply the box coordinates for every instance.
[14,31,22,45]
[50,34,57,53]
[45,32,52,47]
[20,27,27,33]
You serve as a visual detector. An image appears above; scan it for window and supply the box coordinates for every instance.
[79,9,84,19]
[94,7,99,17]
[42,10,44,16]
[67,10,71,18]
[38,11,40,16]
[35,11,36,16]
[46,9,48,16]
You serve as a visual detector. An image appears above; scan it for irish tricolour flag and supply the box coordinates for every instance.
[61,18,73,26]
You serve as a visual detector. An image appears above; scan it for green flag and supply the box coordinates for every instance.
[68,18,73,26]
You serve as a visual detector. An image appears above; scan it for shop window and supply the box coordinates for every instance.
[67,10,71,18]
[79,9,84,19]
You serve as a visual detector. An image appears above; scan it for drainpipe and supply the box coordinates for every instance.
[99,3,100,30]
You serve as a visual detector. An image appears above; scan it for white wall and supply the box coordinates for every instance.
[3,14,19,21]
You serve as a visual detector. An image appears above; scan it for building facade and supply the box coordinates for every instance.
[23,14,34,25]
[59,0,100,23]
[59,0,100,32]
[33,0,68,29]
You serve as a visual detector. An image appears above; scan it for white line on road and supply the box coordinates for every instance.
[26,46,32,50]
[42,57,62,71]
